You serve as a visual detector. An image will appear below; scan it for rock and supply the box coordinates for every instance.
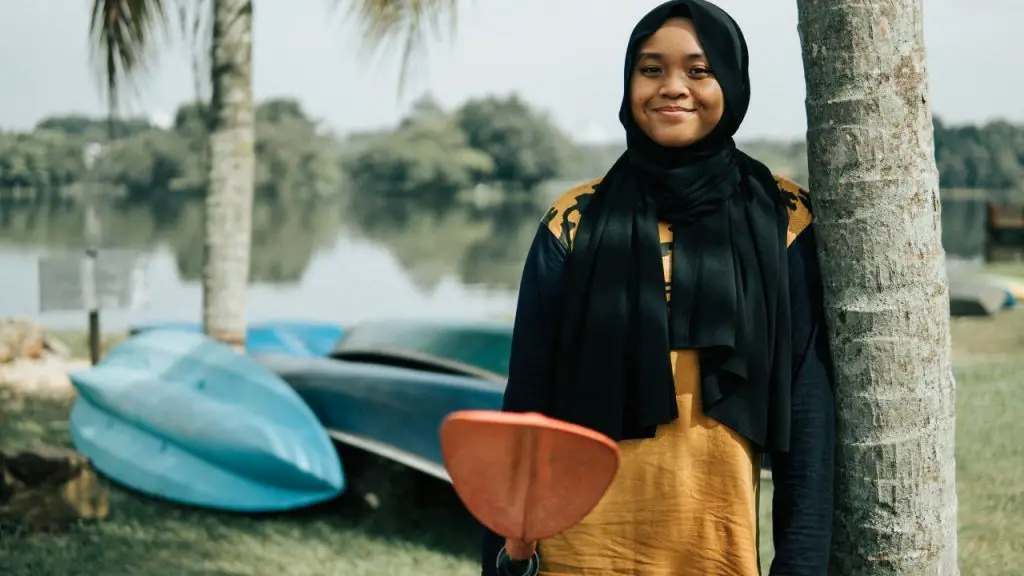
[0,318,47,363]
[0,358,88,397]
[0,317,74,364]
[43,333,73,359]
[0,445,110,532]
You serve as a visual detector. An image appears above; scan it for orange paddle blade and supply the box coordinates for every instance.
[440,410,620,542]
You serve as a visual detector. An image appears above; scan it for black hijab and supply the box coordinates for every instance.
[550,0,792,452]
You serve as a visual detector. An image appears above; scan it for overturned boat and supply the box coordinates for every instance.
[67,330,345,512]
[257,319,511,482]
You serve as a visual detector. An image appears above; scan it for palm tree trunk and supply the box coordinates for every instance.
[796,1,959,574]
[203,0,254,350]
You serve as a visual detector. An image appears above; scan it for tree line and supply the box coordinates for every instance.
[0,94,580,208]
[1,96,1022,206]
[0,99,344,203]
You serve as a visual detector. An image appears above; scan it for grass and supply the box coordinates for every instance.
[949,309,1024,359]
[1,313,1021,574]
[952,356,1024,575]
[46,329,125,359]
[984,261,1024,279]
[0,385,483,575]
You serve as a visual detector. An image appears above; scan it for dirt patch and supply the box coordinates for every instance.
[0,357,87,422]
[0,318,88,408]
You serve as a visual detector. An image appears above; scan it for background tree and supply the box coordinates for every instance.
[0,130,89,193]
[343,96,494,222]
[456,94,574,193]
[88,0,459,348]
[796,1,959,574]
[35,115,153,141]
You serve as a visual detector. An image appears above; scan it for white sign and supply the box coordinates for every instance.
[37,250,149,313]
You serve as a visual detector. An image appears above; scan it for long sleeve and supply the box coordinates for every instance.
[769,226,836,575]
[480,223,568,576]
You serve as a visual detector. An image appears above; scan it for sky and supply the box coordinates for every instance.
[0,0,1019,143]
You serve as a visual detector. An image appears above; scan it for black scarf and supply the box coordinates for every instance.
[550,0,792,452]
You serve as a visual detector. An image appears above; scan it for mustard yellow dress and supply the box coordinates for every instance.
[528,175,812,576]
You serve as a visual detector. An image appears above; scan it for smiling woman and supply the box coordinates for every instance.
[629,17,725,147]
[476,1,836,575]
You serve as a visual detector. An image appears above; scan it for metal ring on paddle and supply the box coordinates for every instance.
[496,545,540,576]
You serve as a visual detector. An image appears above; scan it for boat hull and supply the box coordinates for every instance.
[259,354,504,481]
[260,355,775,476]
[129,321,345,357]
[69,330,345,512]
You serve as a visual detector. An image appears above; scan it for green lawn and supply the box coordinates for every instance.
[1,382,482,575]
[2,324,1021,574]
[984,261,1024,279]
[46,329,126,359]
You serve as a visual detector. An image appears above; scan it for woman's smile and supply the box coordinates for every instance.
[651,104,699,120]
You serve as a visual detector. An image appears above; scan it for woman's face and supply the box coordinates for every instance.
[629,17,725,147]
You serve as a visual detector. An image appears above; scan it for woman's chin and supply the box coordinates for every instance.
[649,129,705,148]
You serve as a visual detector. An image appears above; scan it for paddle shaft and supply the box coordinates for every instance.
[497,545,540,576]
[506,538,537,560]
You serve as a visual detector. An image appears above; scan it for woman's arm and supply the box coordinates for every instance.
[480,222,567,576]
[769,226,837,575]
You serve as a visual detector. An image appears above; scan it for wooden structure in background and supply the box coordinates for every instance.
[987,201,1024,262]
[941,188,1024,263]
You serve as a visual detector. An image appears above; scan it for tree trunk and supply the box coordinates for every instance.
[203,0,255,350]
[795,1,959,574]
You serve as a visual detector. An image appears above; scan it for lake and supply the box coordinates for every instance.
[0,189,999,332]
[0,193,539,331]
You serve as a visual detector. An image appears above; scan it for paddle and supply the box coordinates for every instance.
[439,410,620,575]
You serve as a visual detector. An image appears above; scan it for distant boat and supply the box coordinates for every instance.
[68,330,345,513]
[984,274,1024,307]
[946,264,1022,316]
[129,320,345,357]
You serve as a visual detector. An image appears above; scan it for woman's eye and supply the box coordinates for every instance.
[690,66,712,78]
[640,66,662,76]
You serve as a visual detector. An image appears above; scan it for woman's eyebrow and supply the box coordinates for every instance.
[636,51,707,61]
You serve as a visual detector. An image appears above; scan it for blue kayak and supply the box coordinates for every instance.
[260,353,504,482]
[69,318,771,514]
[129,320,345,357]
[68,329,345,512]
[260,318,774,477]
[258,319,512,481]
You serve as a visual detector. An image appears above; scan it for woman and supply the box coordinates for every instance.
[481,1,835,575]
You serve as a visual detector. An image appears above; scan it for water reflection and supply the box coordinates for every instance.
[0,192,546,329]
[2,187,1009,330]
[346,191,541,291]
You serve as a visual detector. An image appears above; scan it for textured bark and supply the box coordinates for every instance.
[795,1,959,574]
[203,0,254,349]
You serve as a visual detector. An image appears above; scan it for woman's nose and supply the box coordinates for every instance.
[659,74,691,99]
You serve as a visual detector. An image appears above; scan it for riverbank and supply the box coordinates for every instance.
[3,355,1021,574]
[0,322,120,401]
[1,314,1022,574]
[27,306,1024,365]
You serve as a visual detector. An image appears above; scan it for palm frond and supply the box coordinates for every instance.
[340,0,461,96]
[88,0,175,117]
[175,0,214,107]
